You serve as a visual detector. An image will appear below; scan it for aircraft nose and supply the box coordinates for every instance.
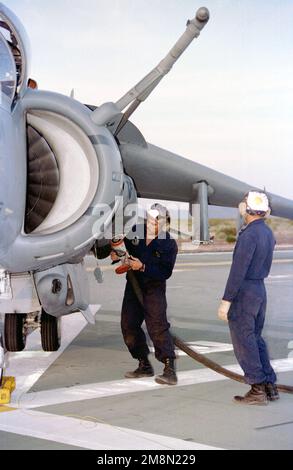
[0,108,13,256]
[0,107,26,259]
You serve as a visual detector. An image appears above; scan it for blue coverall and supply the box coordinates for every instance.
[121,224,178,363]
[223,219,277,385]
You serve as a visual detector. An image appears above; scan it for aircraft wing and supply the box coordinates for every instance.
[119,138,293,221]
[85,1,292,223]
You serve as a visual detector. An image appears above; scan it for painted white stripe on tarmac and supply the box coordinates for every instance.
[178,252,233,256]
[94,313,293,339]
[150,341,234,356]
[0,409,221,450]
[268,275,293,281]
[177,250,293,256]
[18,357,293,410]
[176,262,231,267]
[93,256,293,273]
[172,259,293,270]
[5,308,100,405]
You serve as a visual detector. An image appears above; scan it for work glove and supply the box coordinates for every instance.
[218,300,232,322]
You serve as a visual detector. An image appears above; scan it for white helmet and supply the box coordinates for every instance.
[239,191,271,217]
[147,203,171,230]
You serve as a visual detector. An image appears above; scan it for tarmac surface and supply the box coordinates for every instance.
[0,250,293,450]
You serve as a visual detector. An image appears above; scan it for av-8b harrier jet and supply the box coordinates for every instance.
[0,3,292,354]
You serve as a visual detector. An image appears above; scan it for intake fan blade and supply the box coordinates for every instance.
[25,125,60,233]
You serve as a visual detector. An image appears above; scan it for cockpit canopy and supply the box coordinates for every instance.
[0,3,30,109]
[0,31,17,108]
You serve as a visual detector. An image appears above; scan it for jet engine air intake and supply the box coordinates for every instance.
[25,125,60,233]
[26,110,99,235]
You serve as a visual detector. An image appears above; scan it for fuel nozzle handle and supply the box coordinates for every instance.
[111,237,131,274]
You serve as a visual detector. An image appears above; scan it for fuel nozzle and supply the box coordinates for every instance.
[111,236,131,275]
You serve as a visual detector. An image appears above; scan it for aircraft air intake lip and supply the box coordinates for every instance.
[34,253,65,261]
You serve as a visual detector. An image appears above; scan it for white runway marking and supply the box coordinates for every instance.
[97,255,293,273]
[176,262,231,268]
[173,259,293,271]
[178,252,233,256]
[267,274,293,284]
[18,357,293,410]
[5,309,100,405]
[95,312,232,334]
[177,250,293,257]
[268,275,293,279]
[1,280,292,451]
[94,313,293,339]
[150,341,234,356]
[0,409,221,450]
[268,259,293,265]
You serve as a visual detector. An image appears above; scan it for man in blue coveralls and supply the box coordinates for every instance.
[111,204,178,385]
[218,191,278,405]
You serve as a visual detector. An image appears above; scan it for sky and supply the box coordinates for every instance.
[3,0,293,201]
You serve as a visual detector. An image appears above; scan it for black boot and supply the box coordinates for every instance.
[265,383,279,401]
[125,357,154,379]
[155,358,177,386]
[234,384,268,405]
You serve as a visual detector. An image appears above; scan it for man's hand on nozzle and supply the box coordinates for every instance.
[110,251,120,262]
[127,257,144,271]
[218,300,232,322]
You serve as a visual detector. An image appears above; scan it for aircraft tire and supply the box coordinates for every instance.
[41,309,61,352]
[4,314,27,352]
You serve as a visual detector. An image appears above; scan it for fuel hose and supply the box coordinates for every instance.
[127,270,293,395]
